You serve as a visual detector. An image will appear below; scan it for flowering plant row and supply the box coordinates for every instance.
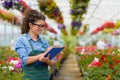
[76,47,120,80]
[0,47,68,79]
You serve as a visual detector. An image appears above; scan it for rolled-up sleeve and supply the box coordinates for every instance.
[15,38,28,66]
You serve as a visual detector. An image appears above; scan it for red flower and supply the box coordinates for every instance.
[0,61,2,64]
[13,58,18,60]
[100,21,115,29]
[100,54,107,61]
[91,29,98,35]
[109,64,114,69]
[114,60,120,64]
[94,62,102,67]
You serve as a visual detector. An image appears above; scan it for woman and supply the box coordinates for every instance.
[15,9,54,80]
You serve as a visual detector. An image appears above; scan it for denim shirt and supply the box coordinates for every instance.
[15,33,49,66]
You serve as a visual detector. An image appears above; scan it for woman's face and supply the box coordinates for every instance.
[29,20,45,35]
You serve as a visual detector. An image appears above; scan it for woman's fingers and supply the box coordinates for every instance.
[47,54,50,59]
[47,46,53,51]
[40,56,50,63]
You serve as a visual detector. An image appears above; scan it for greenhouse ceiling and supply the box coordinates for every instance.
[0,0,120,33]
[83,0,120,32]
[27,0,120,32]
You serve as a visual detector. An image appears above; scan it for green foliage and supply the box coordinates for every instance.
[0,67,23,80]
[85,64,111,80]
[78,54,96,71]
[61,35,77,54]
[0,47,18,60]
[48,37,54,46]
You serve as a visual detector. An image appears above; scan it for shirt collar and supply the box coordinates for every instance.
[25,33,41,41]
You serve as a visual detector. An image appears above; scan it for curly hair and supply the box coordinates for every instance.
[21,9,46,34]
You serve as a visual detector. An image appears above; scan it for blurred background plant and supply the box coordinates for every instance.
[0,47,23,80]
[75,47,120,80]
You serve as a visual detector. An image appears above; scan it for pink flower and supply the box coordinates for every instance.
[7,57,22,68]
[14,63,21,68]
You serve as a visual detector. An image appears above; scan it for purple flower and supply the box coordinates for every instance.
[70,10,81,15]
[71,21,82,27]
[20,6,24,12]
[2,0,21,10]
[53,7,60,16]
[58,24,65,29]
[70,10,76,14]
[2,0,13,9]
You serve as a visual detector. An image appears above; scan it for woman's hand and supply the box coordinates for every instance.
[39,46,53,61]
[40,54,50,63]
[40,54,54,67]
[26,46,54,65]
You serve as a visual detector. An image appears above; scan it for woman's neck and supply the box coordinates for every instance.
[29,32,38,41]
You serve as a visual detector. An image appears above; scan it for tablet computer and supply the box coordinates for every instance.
[34,47,65,66]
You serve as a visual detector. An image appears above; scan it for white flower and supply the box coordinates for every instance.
[93,57,99,63]
[10,60,19,65]
[8,66,14,70]
[2,66,14,71]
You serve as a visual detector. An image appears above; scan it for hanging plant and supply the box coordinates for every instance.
[0,9,20,25]
[38,0,67,35]
[2,0,30,14]
[91,21,115,35]
[69,0,90,35]
[1,0,31,25]
[38,0,63,23]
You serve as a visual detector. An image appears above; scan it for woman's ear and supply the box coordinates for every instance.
[29,23,32,27]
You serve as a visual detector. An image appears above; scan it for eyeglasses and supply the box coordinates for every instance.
[32,23,45,28]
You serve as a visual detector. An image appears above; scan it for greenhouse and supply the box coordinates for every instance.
[0,0,120,80]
